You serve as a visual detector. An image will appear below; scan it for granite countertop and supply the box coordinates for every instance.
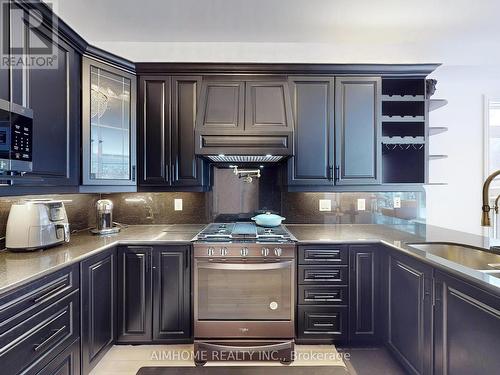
[286,223,500,292]
[0,224,205,294]
[2,222,500,296]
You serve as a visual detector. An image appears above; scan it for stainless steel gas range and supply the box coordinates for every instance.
[192,222,296,365]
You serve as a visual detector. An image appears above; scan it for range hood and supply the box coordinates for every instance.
[205,155,285,163]
[194,76,294,162]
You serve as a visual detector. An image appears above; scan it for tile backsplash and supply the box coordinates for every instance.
[0,188,424,240]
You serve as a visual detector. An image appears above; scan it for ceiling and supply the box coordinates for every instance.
[50,0,500,64]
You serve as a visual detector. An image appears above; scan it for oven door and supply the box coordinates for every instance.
[194,259,295,339]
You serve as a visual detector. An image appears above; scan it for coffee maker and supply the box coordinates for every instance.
[6,200,70,251]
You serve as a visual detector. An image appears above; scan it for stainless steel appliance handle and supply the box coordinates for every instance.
[199,341,293,353]
[196,260,293,271]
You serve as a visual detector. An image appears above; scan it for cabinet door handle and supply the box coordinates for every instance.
[131,165,136,182]
[328,166,334,181]
[335,166,340,182]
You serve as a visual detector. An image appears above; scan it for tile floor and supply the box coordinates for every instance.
[90,344,346,375]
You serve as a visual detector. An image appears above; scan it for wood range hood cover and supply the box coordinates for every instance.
[194,76,294,160]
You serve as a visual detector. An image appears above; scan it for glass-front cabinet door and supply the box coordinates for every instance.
[82,57,136,185]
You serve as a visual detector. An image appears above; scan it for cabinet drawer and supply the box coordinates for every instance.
[298,265,348,285]
[297,306,347,341]
[0,264,79,333]
[299,245,348,265]
[298,285,348,305]
[0,290,80,375]
[36,338,80,375]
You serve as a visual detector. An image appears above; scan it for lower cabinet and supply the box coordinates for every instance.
[434,271,500,375]
[117,245,192,343]
[80,248,117,374]
[296,245,349,343]
[386,251,433,375]
[153,246,191,341]
[349,245,380,344]
[117,246,153,342]
[37,338,81,375]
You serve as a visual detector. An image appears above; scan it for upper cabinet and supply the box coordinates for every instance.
[8,3,80,188]
[287,77,335,186]
[138,75,208,189]
[82,57,137,186]
[335,77,382,185]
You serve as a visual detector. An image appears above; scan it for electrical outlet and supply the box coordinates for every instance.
[319,199,332,212]
[174,198,183,211]
[394,197,401,209]
[357,198,366,211]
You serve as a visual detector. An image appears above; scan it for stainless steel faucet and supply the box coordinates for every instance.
[482,170,500,226]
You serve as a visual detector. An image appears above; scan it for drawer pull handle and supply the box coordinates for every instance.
[33,280,67,303]
[33,325,66,352]
[309,273,337,279]
[312,295,337,299]
[313,323,334,328]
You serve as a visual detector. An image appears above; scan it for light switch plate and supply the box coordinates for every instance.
[174,198,183,211]
[319,199,332,212]
[357,198,366,211]
[394,197,401,209]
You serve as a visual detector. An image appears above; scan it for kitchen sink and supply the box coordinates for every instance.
[405,242,500,272]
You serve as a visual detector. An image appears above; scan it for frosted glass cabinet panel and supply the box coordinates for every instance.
[82,57,137,185]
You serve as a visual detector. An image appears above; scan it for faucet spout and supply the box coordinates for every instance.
[482,170,500,226]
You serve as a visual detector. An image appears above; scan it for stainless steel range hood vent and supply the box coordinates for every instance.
[206,155,285,163]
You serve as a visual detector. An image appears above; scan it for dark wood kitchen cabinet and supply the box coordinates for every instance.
[386,251,433,375]
[117,246,153,342]
[287,77,335,186]
[80,248,116,374]
[82,57,137,187]
[0,264,80,375]
[6,4,81,188]
[434,271,500,375]
[37,338,81,375]
[152,246,191,341]
[117,245,191,343]
[349,245,380,344]
[139,75,208,189]
[335,77,381,185]
[296,245,349,343]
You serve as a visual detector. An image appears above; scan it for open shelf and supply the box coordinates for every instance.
[382,94,425,101]
[382,136,425,144]
[429,99,448,112]
[382,78,425,97]
[383,101,425,118]
[382,115,425,122]
[382,146,425,184]
[429,127,448,136]
[429,154,448,160]
[382,122,425,137]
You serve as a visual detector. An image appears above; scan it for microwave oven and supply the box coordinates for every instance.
[0,99,33,174]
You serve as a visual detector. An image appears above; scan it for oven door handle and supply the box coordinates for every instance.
[198,341,293,353]
[196,261,293,271]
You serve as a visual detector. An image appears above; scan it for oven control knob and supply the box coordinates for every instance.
[261,247,270,257]
[241,247,249,257]
[220,247,228,256]
[207,247,215,256]
[274,248,283,257]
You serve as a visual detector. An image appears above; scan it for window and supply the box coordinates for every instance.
[485,98,500,192]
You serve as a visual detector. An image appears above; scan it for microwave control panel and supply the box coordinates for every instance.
[11,116,32,162]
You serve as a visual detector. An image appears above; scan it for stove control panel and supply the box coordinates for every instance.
[195,243,295,259]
